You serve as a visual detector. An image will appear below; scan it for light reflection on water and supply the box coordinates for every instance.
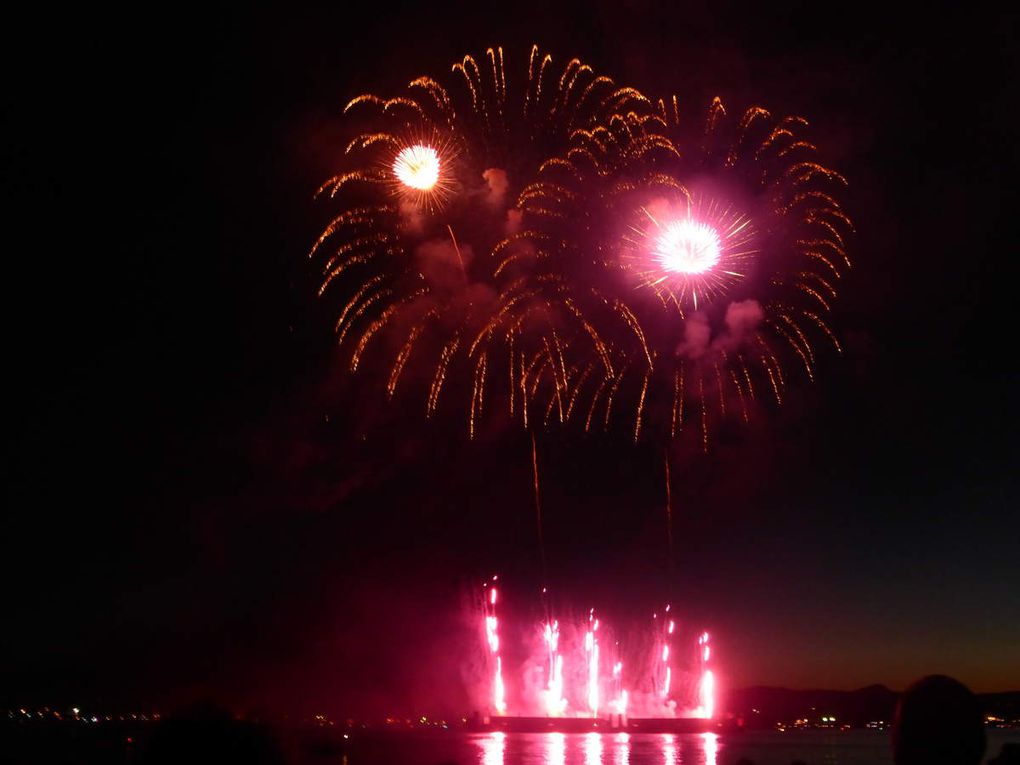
[701,733,718,765]
[473,731,719,765]
[546,732,566,765]
[661,734,677,765]
[480,731,506,765]
[353,728,978,765]
[613,733,630,765]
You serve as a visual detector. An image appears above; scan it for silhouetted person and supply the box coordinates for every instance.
[892,675,985,765]
[990,743,1020,765]
[137,703,285,765]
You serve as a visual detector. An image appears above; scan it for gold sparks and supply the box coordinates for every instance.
[311,47,851,447]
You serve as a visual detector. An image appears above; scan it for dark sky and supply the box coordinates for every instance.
[4,3,1018,718]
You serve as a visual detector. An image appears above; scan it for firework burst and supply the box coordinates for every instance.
[621,193,755,311]
[506,94,852,446]
[310,48,851,448]
[310,46,649,436]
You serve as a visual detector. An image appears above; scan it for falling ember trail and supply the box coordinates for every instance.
[447,224,467,279]
[531,433,547,583]
[664,450,674,589]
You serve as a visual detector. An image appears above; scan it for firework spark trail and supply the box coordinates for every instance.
[611,659,628,719]
[482,580,508,715]
[661,608,675,701]
[475,580,715,719]
[586,609,600,717]
[697,631,715,719]
[543,618,566,716]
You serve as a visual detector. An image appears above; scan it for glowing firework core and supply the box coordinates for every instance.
[653,219,721,274]
[393,144,440,190]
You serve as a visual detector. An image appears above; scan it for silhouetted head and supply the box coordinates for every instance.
[990,743,1020,765]
[892,675,985,765]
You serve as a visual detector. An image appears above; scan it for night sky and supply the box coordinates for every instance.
[4,3,1018,718]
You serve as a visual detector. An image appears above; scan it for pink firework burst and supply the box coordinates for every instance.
[625,194,755,312]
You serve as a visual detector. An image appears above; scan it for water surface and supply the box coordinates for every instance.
[345,729,1020,765]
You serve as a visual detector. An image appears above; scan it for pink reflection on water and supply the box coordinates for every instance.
[701,733,718,765]
[613,732,630,765]
[544,732,566,765]
[479,731,505,765]
[661,734,679,765]
[584,732,604,765]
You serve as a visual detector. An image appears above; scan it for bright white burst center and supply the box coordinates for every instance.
[393,144,440,191]
[654,219,721,274]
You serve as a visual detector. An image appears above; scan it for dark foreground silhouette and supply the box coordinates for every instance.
[137,704,285,765]
[892,675,986,765]
[989,742,1020,765]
